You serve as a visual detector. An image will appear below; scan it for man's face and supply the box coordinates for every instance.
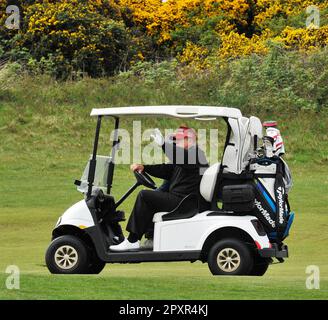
[175,136,195,149]
[172,127,197,149]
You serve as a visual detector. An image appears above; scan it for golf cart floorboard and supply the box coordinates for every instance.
[105,250,201,263]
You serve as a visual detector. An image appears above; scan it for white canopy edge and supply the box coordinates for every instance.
[90,105,242,119]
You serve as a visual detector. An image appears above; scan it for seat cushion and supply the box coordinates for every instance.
[200,163,220,202]
[152,193,198,222]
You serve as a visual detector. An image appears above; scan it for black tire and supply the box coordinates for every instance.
[45,235,89,274]
[86,250,106,274]
[207,238,254,276]
[250,258,270,276]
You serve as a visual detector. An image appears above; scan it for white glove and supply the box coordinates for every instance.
[150,128,164,146]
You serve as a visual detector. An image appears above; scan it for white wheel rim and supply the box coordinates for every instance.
[217,248,241,273]
[54,245,78,270]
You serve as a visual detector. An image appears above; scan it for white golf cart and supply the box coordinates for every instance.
[45,106,292,276]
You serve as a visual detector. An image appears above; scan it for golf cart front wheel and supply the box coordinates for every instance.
[86,250,106,274]
[45,235,89,274]
[207,238,254,276]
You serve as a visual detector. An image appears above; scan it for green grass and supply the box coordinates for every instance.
[1,272,327,300]
[0,71,328,299]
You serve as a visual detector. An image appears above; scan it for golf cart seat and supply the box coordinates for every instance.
[152,141,245,223]
[199,117,262,206]
[153,193,198,223]
[153,163,244,224]
[199,142,240,203]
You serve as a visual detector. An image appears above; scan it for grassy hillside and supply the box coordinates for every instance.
[0,52,327,299]
[1,48,328,163]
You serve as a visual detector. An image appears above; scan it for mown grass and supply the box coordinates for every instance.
[1,273,327,300]
[0,161,327,299]
[0,60,328,299]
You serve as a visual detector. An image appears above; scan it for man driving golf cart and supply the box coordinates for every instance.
[109,126,208,252]
[144,126,207,242]
[46,106,293,275]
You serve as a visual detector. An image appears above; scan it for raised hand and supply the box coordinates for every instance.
[150,128,164,146]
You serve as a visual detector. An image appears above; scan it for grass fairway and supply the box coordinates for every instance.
[0,153,327,299]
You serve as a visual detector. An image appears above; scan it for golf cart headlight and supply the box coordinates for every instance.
[55,217,62,227]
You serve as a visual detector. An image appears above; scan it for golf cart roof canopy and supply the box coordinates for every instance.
[90,105,242,119]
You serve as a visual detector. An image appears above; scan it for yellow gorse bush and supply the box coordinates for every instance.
[1,0,130,77]
[119,0,250,42]
[276,25,328,51]
[178,41,210,69]
[119,0,328,69]
[218,32,269,59]
[0,0,327,76]
[254,0,327,28]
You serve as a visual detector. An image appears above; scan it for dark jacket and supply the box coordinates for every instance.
[143,143,208,198]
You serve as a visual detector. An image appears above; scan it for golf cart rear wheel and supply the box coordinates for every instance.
[207,238,254,276]
[45,235,89,274]
[250,258,270,276]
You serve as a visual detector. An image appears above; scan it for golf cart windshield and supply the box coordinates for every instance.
[77,155,111,194]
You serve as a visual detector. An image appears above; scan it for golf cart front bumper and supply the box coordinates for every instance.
[258,243,289,258]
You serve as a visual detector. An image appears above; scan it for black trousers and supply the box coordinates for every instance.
[126,190,183,240]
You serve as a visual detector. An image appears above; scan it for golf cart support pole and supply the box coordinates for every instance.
[115,182,139,209]
[87,115,102,199]
[107,117,120,195]
[210,117,231,210]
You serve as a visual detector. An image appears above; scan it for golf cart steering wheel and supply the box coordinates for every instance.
[134,171,157,190]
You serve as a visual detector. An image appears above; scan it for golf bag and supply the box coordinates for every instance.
[251,156,292,242]
[220,154,293,243]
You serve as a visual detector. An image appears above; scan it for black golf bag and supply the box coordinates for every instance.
[251,157,292,242]
[220,156,293,243]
